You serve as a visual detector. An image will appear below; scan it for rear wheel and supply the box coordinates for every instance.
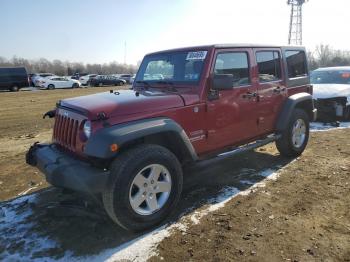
[102,144,183,232]
[48,84,55,90]
[276,109,309,157]
[99,82,103,87]
[10,86,19,92]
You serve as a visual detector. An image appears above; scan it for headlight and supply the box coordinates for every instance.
[83,120,92,139]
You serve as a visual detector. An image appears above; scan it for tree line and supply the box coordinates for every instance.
[307,45,350,70]
[0,56,138,76]
[0,44,349,75]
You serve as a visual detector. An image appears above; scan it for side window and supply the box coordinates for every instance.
[256,51,281,82]
[214,52,250,86]
[285,50,307,78]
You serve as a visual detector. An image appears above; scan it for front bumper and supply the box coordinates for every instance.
[26,143,109,194]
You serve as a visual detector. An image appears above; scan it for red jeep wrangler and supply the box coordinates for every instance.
[27,44,317,231]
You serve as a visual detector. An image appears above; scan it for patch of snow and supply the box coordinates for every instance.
[310,122,350,132]
[0,194,60,261]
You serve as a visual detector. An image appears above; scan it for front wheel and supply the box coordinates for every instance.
[276,109,310,157]
[72,83,79,88]
[102,144,183,232]
[47,84,55,90]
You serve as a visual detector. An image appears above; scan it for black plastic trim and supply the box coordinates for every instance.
[84,117,199,161]
[276,92,314,131]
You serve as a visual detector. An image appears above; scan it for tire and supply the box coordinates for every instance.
[48,84,55,90]
[72,83,79,88]
[10,86,19,92]
[276,108,309,157]
[119,81,124,86]
[99,82,103,87]
[102,144,183,232]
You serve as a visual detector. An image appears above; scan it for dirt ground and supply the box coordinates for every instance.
[0,87,350,261]
[0,86,129,200]
[151,129,350,262]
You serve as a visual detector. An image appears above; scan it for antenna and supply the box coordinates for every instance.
[287,0,308,45]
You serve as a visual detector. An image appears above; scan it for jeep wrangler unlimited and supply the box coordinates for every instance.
[27,44,317,231]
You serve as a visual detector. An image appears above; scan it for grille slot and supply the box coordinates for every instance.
[53,113,80,150]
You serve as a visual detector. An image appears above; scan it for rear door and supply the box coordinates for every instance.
[254,49,287,134]
[205,48,260,150]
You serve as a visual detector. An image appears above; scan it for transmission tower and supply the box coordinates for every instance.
[287,0,308,45]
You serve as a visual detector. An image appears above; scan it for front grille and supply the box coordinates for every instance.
[53,113,80,150]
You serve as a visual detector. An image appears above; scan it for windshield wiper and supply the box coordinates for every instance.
[135,80,151,89]
[155,81,178,92]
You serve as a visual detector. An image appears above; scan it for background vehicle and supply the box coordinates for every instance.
[32,73,56,87]
[27,44,316,232]
[0,67,29,91]
[79,74,97,86]
[311,66,350,122]
[119,74,133,83]
[88,75,126,87]
[39,76,81,89]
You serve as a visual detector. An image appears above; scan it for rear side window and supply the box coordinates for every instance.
[285,50,307,78]
[256,51,281,82]
[214,52,250,86]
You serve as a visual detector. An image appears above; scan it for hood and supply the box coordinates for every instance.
[313,84,350,101]
[59,89,185,120]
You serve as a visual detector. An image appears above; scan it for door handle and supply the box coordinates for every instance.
[273,87,286,94]
[243,91,257,99]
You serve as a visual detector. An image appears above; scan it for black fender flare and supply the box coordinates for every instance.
[276,92,315,132]
[84,117,198,161]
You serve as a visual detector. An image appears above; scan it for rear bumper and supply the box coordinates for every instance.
[26,143,109,194]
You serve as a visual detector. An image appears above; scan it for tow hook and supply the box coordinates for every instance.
[26,142,44,166]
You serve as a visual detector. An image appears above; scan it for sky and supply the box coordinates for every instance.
[1,0,349,65]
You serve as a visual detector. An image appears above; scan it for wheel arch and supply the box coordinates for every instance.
[276,92,314,132]
[84,118,198,164]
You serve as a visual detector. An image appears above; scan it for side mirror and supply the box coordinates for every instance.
[212,74,234,90]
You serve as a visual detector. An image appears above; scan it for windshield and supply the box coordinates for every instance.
[135,50,207,85]
[311,70,350,85]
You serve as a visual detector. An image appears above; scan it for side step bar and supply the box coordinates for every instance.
[217,134,281,158]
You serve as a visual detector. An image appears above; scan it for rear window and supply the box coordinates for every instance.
[285,50,307,78]
[256,51,281,82]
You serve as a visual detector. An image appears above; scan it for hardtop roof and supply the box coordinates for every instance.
[146,44,305,56]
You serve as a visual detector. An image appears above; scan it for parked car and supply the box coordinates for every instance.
[32,73,56,87]
[0,67,29,91]
[311,66,350,122]
[39,76,81,89]
[79,74,97,86]
[119,74,133,83]
[88,75,126,87]
[27,44,316,231]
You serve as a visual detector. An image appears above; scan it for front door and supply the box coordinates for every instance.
[254,49,287,134]
[205,49,259,151]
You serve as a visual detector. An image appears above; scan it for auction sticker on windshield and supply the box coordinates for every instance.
[186,51,207,61]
